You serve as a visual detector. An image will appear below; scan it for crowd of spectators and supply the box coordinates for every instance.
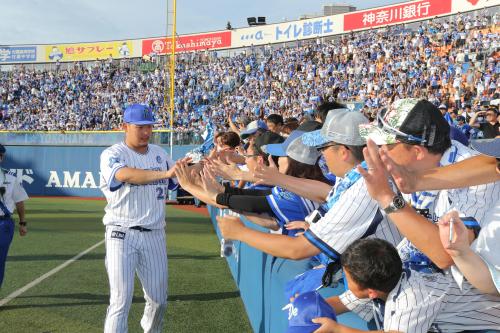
[0,10,499,138]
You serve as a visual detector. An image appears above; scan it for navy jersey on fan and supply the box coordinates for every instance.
[266,186,320,237]
[245,183,273,191]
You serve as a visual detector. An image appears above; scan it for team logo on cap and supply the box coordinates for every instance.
[143,109,150,119]
[282,303,299,320]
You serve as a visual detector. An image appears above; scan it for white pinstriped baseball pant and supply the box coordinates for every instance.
[104,226,168,333]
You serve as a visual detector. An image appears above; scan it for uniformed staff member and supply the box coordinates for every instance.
[0,144,28,288]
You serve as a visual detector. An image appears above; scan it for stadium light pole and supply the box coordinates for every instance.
[170,0,177,158]
[165,0,177,157]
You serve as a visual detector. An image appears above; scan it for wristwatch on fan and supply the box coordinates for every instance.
[382,194,406,214]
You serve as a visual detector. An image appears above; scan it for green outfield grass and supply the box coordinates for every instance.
[0,198,251,333]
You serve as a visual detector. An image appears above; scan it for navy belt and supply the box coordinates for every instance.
[129,226,152,232]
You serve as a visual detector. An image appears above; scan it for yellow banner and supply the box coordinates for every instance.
[45,41,133,62]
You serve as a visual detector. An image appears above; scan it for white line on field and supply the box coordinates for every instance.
[0,239,105,308]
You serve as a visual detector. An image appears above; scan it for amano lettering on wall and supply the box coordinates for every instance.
[45,171,102,189]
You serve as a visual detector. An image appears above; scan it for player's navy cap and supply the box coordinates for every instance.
[123,104,157,125]
[285,291,337,333]
[0,144,5,154]
[240,120,268,140]
[302,109,368,148]
[470,138,500,158]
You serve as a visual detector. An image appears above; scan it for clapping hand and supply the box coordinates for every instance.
[201,164,224,194]
[379,148,417,194]
[254,155,281,186]
[209,157,242,181]
[357,139,395,204]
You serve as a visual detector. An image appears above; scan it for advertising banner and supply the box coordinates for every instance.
[3,145,196,197]
[232,15,343,48]
[344,0,452,31]
[142,31,231,55]
[44,41,134,62]
[0,46,37,63]
[452,0,500,12]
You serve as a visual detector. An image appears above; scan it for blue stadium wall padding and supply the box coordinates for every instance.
[3,144,197,197]
[208,206,370,333]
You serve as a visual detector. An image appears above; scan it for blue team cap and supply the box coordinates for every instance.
[123,104,157,125]
[262,130,305,157]
[470,138,500,158]
[284,267,326,301]
[285,291,337,333]
[240,120,268,139]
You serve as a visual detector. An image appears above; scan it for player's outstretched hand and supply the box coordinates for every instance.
[379,147,417,194]
[166,157,192,179]
[216,215,245,240]
[437,210,469,258]
[19,225,28,237]
[254,155,281,186]
[357,139,395,203]
[174,160,192,188]
[312,317,339,333]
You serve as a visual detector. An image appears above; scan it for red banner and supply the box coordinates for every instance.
[142,31,231,56]
[344,0,452,31]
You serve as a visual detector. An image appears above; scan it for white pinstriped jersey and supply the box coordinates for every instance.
[402,141,500,225]
[398,141,500,275]
[304,178,402,259]
[340,270,500,333]
[100,142,178,229]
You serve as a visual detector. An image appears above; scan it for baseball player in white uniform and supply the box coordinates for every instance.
[100,104,178,333]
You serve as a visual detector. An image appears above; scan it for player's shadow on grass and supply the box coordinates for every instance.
[7,253,104,261]
[0,291,241,310]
